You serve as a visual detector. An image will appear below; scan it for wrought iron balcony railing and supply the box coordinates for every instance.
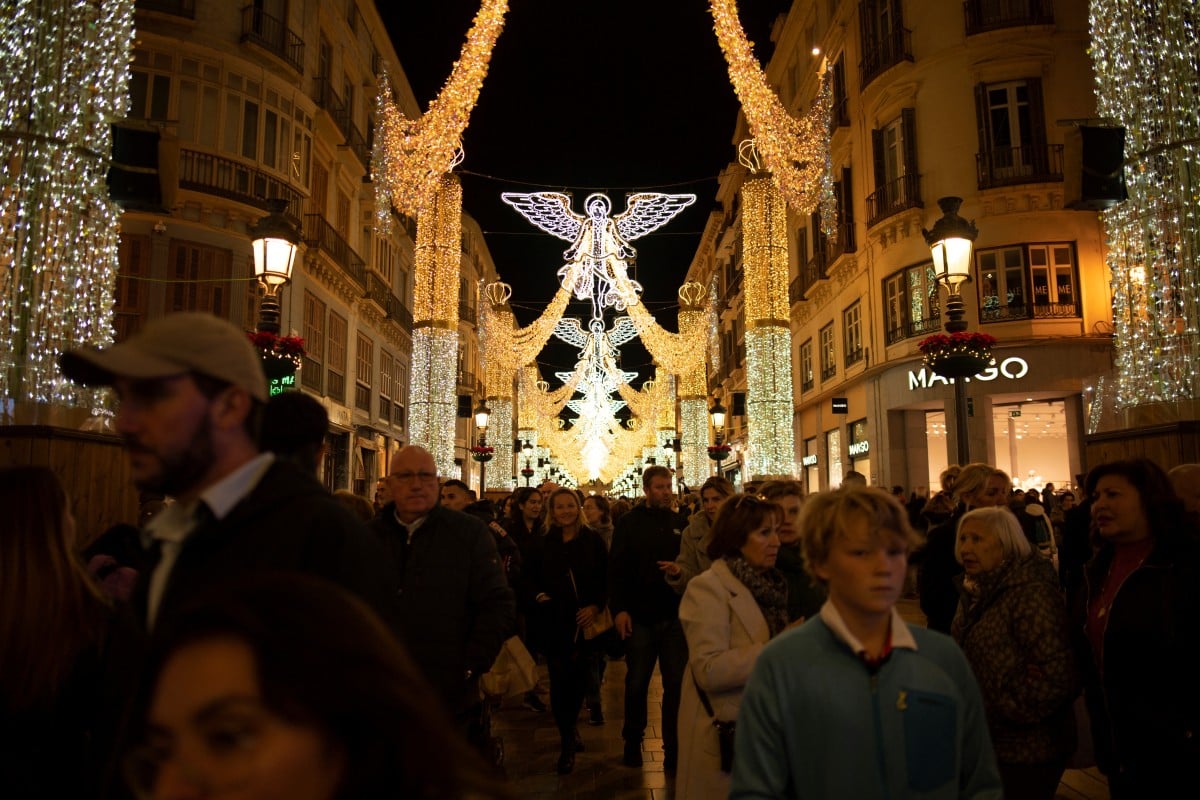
[178,149,304,226]
[860,26,913,88]
[866,172,923,228]
[240,6,304,74]
[980,301,1080,322]
[884,313,943,346]
[976,144,1064,190]
[303,214,366,290]
[964,0,1054,35]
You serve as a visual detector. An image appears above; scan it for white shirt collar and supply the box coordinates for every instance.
[819,600,918,656]
[143,452,275,545]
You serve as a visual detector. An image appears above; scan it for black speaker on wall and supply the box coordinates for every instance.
[1064,126,1127,211]
[731,392,746,416]
[456,395,472,418]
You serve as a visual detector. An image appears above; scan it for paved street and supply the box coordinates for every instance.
[490,602,1110,799]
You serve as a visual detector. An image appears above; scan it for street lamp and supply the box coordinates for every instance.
[522,439,534,486]
[709,396,727,479]
[250,198,302,334]
[473,399,490,494]
[923,196,980,465]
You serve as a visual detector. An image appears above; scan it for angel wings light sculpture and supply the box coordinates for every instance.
[501,191,696,321]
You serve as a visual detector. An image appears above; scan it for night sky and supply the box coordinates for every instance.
[382,0,788,383]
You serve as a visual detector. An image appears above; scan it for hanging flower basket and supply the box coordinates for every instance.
[707,443,732,461]
[248,332,306,380]
[918,332,996,379]
[520,467,535,478]
[470,445,494,463]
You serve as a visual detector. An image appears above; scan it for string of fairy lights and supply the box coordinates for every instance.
[0,0,133,412]
[1089,0,1198,412]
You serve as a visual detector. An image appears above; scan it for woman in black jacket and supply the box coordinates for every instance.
[525,488,608,774]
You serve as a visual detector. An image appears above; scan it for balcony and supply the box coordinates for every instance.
[844,346,865,368]
[313,77,371,169]
[976,144,1064,190]
[301,357,322,392]
[721,269,743,309]
[866,173,923,228]
[803,249,829,294]
[241,6,304,74]
[457,370,476,390]
[860,26,913,89]
[459,300,477,325]
[304,214,366,290]
[789,273,804,305]
[980,301,1080,323]
[825,222,857,264]
[365,272,414,330]
[178,149,305,225]
[964,0,1054,35]
[885,313,943,346]
[136,0,195,18]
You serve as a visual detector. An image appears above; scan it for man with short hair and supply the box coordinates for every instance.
[539,478,560,502]
[372,446,514,727]
[1169,463,1200,515]
[610,465,688,770]
[440,478,472,511]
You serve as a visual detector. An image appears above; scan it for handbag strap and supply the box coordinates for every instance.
[691,666,718,719]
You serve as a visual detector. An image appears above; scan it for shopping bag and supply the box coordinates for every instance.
[480,636,538,699]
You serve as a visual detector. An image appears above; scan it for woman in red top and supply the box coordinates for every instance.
[1071,458,1200,799]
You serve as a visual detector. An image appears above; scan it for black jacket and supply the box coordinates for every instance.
[609,504,683,625]
[370,504,515,713]
[525,526,608,653]
[916,504,966,633]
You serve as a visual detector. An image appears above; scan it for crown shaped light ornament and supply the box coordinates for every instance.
[678,281,708,310]
[738,139,764,173]
[483,281,513,308]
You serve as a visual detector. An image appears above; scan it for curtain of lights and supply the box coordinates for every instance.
[1090,0,1198,415]
[409,174,462,476]
[372,0,507,220]
[0,0,133,413]
[742,167,796,478]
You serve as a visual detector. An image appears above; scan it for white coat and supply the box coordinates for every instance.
[675,558,772,800]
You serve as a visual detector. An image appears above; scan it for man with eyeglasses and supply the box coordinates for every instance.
[610,464,689,771]
[372,445,515,748]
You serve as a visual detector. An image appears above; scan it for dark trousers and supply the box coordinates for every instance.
[998,760,1067,800]
[622,617,687,758]
[547,644,597,746]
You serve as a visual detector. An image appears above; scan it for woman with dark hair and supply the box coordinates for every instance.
[125,572,506,799]
[759,480,825,622]
[524,488,608,774]
[1071,458,1200,799]
[503,485,549,712]
[676,494,786,799]
[582,494,613,548]
[0,466,111,796]
[664,475,734,593]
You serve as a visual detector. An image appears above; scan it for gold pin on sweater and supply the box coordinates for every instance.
[897,691,908,711]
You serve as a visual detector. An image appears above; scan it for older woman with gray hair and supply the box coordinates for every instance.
[951,506,1078,800]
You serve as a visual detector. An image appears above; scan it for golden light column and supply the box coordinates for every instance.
[408,174,462,476]
[741,143,796,479]
[479,281,571,488]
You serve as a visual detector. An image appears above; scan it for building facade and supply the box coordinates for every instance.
[111,0,495,494]
[691,0,1113,494]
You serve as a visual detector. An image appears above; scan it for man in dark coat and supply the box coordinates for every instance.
[372,446,515,728]
[59,312,399,797]
[610,464,688,770]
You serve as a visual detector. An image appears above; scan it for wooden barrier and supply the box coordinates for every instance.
[1085,421,1200,474]
[0,425,139,547]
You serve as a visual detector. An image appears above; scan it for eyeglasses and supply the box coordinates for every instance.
[389,471,438,484]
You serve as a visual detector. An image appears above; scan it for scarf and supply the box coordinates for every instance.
[724,555,790,637]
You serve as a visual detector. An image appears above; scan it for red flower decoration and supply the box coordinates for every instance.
[247,331,307,364]
[917,331,996,355]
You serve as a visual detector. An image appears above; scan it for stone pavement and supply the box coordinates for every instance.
[489,605,1110,799]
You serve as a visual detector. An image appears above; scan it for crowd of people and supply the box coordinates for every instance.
[2,311,1200,798]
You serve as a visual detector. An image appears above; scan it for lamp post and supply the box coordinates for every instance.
[709,397,727,479]
[923,196,980,466]
[473,399,491,495]
[250,198,301,334]
[522,439,534,486]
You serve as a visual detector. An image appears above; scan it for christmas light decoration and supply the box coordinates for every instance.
[742,161,797,478]
[708,0,835,230]
[1,0,134,413]
[408,174,462,476]
[1089,0,1198,413]
[373,0,508,219]
[501,191,695,319]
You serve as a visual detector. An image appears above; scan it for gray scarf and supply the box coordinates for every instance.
[724,555,789,637]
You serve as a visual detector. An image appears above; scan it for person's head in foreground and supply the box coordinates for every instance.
[954,506,1031,578]
[126,573,505,800]
[758,480,804,546]
[706,493,782,571]
[798,487,923,624]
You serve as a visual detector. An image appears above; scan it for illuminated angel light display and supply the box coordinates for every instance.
[501,191,696,321]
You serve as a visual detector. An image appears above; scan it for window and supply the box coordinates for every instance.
[869,109,920,226]
[883,262,941,344]
[373,234,397,283]
[302,291,325,392]
[327,312,348,403]
[831,53,849,128]
[965,0,1055,35]
[974,79,1057,188]
[826,428,843,488]
[803,437,820,494]
[168,241,232,316]
[859,0,912,88]
[115,235,150,341]
[843,301,864,366]
[819,323,837,381]
[178,58,222,149]
[355,332,372,411]
[379,348,394,422]
[827,167,856,260]
[848,418,870,479]
[799,339,814,392]
[222,73,261,161]
[392,354,407,428]
[129,49,172,121]
[977,242,1080,322]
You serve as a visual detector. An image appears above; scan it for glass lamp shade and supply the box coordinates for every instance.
[522,441,534,457]
[709,401,727,430]
[473,401,491,429]
[252,236,298,287]
[922,197,979,290]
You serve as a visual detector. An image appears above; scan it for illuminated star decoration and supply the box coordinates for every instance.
[373,0,508,221]
[501,191,696,322]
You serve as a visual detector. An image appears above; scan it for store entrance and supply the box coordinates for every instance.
[993,400,1070,491]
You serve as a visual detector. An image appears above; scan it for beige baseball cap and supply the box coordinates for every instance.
[59,312,268,402]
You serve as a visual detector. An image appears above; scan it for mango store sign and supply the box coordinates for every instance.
[908,356,1029,390]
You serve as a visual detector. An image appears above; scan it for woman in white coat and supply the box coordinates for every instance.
[676,494,790,799]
